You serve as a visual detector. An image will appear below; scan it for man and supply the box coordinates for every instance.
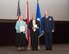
[42,10,55,50]
[28,14,40,51]
[15,16,27,51]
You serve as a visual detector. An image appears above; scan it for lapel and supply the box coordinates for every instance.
[31,20,37,24]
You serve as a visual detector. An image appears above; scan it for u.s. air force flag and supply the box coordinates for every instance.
[36,0,43,38]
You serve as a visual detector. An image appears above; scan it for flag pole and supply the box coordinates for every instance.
[26,0,31,50]
[37,0,38,2]
[17,0,21,19]
[36,0,41,50]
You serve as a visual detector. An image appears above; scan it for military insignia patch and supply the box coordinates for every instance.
[49,18,52,21]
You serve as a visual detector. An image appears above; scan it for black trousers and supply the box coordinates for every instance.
[44,32,52,49]
[16,32,27,47]
[31,32,38,50]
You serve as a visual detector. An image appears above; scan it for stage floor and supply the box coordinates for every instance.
[0,44,69,54]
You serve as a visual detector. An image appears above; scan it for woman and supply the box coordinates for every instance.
[15,16,27,51]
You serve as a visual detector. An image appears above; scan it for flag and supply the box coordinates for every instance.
[17,0,21,19]
[36,0,42,38]
[26,0,30,49]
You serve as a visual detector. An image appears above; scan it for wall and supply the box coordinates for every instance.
[0,0,69,46]
[0,0,69,21]
[0,21,69,45]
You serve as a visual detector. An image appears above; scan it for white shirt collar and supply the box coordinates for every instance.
[46,16,49,19]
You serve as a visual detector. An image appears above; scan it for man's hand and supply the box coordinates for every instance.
[52,30,54,32]
[42,31,44,34]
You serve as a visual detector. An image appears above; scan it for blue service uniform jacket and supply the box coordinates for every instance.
[42,16,55,32]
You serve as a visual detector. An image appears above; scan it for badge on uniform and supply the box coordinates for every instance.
[49,18,52,21]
